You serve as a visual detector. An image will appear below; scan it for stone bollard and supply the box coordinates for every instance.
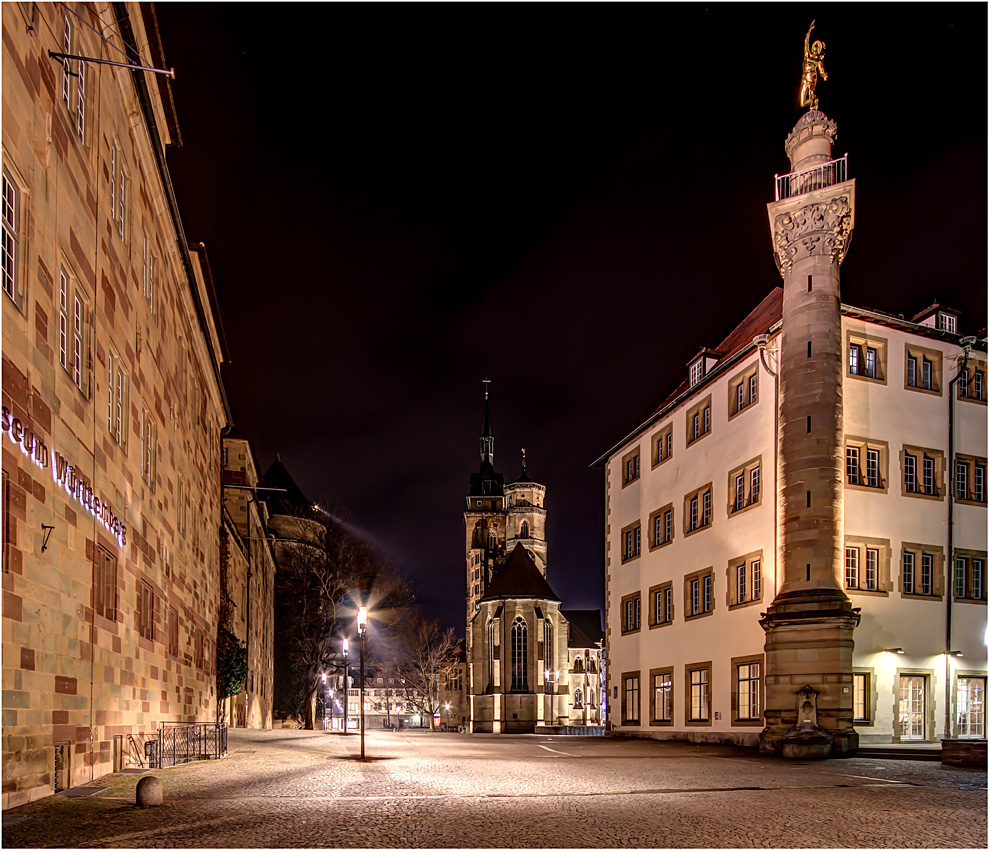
[136,775,163,807]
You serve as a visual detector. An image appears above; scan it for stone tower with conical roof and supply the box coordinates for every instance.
[760,59,860,754]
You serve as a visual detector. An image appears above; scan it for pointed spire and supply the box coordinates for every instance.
[521,448,526,474]
[480,378,494,466]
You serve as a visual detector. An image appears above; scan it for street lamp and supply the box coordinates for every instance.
[342,638,350,735]
[358,606,368,759]
[444,702,451,731]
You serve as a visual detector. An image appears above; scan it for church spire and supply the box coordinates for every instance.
[480,378,494,466]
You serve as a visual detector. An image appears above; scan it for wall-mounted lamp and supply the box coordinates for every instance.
[946,650,964,658]
[884,647,905,655]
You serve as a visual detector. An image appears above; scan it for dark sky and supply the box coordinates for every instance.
[154,4,987,635]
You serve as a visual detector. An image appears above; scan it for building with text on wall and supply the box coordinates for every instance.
[1,3,255,807]
[594,92,986,752]
[465,385,603,733]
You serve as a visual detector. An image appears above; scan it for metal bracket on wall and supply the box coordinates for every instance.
[41,524,55,553]
[47,50,175,78]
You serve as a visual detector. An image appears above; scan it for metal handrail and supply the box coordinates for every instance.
[774,154,848,201]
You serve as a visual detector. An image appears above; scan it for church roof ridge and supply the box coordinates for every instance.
[480,545,560,603]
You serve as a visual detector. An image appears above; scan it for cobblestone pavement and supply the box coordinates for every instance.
[3,729,986,848]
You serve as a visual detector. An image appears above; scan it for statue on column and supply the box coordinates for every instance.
[800,21,828,110]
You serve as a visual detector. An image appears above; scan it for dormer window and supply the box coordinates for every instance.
[938,313,957,333]
[689,359,705,387]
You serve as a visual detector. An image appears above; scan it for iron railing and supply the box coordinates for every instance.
[145,722,227,769]
[774,154,848,201]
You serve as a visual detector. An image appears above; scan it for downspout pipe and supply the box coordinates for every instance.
[111,3,231,423]
[943,337,976,738]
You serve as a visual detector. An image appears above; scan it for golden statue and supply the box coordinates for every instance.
[799,21,827,110]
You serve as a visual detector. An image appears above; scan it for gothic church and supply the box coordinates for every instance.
[464,384,603,733]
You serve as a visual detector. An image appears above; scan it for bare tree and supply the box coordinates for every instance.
[394,609,460,728]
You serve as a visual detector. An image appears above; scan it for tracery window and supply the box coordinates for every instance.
[510,617,528,692]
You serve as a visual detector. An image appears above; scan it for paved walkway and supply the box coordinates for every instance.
[3,728,986,847]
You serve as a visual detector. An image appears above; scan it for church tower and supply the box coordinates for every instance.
[465,381,506,631]
[760,27,860,755]
[504,450,548,575]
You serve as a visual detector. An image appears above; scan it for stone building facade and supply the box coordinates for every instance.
[221,430,275,728]
[596,105,986,752]
[1,3,254,807]
[464,387,603,732]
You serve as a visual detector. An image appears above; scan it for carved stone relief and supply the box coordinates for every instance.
[772,194,853,276]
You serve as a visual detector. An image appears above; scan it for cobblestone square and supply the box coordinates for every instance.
[2,729,986,848]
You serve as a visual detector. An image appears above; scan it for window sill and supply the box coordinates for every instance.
[955,498,988,508]
[620,554,642,565]
[728,597,764,611]
[845,482,889,494]
[685,718,712,727]
[904,384,942,397]
[728,499,762,518]
[652,456,673,470]
[620,719,641,727]
[900,592,943,602]
[852,719,873,727]
[649,719,674,726]
[845,588,890,597]
[683,523,712,539]
[732,718,763,727]
[649,620,674,630]
[728,401,758,421]
[621,628,642,636]
[847,372,887,386]
[902,489,944,502]
[685,610,714,622]
[622,477,640,489]
[953,596,987,606]
[958,394,987,406]
[648,539,674,553]
[686,432,711,448]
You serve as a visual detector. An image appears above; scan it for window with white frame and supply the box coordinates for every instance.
[621,521,641,563]
[61,12,73,109]
[902,446,943,498]
[651,669,672,723]
[650,582,673,627]
[649,504,674,549]
[734,659,761,722]
[956,677,986,738]
[728,552,763,607]
[622,673,640,724]
[685,569,714,618]
[728,457,762,514]
[141,409,157,490]
[652,423,673,467]
[844,537,890,593]
[2,168,19,304]
[687,665,710,722]
[905,344,942,394]
[729,364,759,419]
[901,544,942,598]
[845,437,888,491]
[685,396,712,447]
[621,592,641,634]
[937,312,958,333]
[958,361,986,403]
[853,672,870,721]
[684,483,713,535]
[847,332,886,383]
[106,349,126,446]
[688,359,704,387]
[955,455,987,505]
[143,235,156,313]
[954,552,987,602]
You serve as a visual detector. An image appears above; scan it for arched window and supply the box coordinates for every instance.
[487,620,495,686]
[511,617,528,692]
[588,689,595,707]
[487,524,498,551]
[574,688,583,708]
[544,619,553,666]
[520,521,530,539]
[588,658,596,673]
[574,657,583,672]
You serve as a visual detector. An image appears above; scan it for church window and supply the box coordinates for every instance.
[520,521,529,539]
[486,620,495,685]
[574,688,583,708]
[510,617,528,692]
[543,620,552,666]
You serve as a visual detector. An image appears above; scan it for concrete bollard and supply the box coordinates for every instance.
[136,775,163,807]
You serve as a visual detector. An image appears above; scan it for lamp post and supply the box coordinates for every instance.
[342,638,350,735]
[443,702,451,731]
[358,606,368,759]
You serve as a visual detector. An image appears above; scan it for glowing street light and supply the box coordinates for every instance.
[358,606,368,759]
[342,637,350,735]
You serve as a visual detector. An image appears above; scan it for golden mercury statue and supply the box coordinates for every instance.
[799,20,828,110]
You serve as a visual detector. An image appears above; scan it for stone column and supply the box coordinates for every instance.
[760,111,860,756]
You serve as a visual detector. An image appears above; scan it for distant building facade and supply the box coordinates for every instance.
[464,387,603,733]
[1,3,265,808]
[221,429,276,728]
[596,107,986,751]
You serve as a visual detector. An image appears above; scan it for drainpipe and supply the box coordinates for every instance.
[756,334,781,596]
[943,337,976,739]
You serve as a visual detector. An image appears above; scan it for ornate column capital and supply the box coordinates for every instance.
[768,182,855,277]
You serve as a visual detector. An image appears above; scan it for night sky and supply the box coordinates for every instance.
[154,4,987,635]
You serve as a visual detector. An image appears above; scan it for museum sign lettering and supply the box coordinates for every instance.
[2,406,127,547]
